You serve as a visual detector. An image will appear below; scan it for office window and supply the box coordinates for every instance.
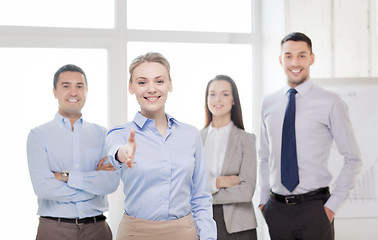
[0,1,258,238]
[127,0,252,33]
[0,48,107,238]
[127,42,253,132]
[0,0,114,28]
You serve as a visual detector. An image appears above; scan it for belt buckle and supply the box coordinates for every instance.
[285,196,296,205]
[75,218,84,226]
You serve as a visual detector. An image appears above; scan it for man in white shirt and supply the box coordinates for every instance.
[258,32,362,240]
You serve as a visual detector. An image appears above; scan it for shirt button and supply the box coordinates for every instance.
[76,164,79,168]
[164,201,168,205]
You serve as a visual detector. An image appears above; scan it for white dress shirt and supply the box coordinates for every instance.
[204,121,233,194]
[258,80,362,213]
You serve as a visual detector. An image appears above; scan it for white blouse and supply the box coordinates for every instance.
[204,121,233,194]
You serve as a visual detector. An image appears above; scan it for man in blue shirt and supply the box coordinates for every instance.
[27,64,120,240]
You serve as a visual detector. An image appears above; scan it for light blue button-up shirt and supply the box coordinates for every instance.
[27,113,120,219]
[106,112,216,239]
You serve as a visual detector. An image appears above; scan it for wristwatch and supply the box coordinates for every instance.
[61,170,69,182]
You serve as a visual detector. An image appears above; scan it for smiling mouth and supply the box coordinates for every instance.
[67,99,79,103]
[290,69,302,74]
[144,96,160,102]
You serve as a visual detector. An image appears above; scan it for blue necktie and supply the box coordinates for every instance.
[281,88,299,192]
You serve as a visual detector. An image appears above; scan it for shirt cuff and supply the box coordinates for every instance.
[67,170,83,190]
[259,189,270,206]
[109,145,125,169]
[210,177,219,194]
[324,194,343,213]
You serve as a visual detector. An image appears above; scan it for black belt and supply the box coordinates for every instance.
[270,187,329,205]
[42,214,106,225]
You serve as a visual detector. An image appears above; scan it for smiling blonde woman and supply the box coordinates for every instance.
[106,52,217,240]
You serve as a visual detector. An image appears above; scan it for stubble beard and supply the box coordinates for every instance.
[287,74,309,88]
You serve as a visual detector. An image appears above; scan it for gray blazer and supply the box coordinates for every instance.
[201,124,257,233]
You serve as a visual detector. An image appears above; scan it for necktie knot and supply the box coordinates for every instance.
[289,88,297,95]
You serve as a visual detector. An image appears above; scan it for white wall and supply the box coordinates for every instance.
[286,0,374,79]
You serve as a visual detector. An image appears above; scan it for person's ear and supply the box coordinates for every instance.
[53,88,57,98]
[128,81,134,94]
[168,80,173,92]
[310,53,315,66]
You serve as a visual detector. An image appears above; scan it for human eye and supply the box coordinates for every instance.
[138,81,146,86]
[156,76,166,84]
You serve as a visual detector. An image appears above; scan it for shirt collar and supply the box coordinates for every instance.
[208,121,233,135]
[54,112,83,127]
[133,111,178,129]
[283,79,313,97]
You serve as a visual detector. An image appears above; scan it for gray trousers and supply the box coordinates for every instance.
[213,205,257,240]
[36,216,112,240]
[262,198,334,240]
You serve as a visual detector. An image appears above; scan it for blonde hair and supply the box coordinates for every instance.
[129,52,171,82]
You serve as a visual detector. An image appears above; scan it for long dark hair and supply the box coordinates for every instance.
[204,75,244,130]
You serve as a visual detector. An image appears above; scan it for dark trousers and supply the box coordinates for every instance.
[36,216,112,240]
[213,205,257,240]
[262,197,334,240]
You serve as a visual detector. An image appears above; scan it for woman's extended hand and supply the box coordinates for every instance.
[116,129,136,168]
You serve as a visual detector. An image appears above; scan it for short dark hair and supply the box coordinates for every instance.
[281,32,312,53]
[204,75,244,130]
[53,64,87,89]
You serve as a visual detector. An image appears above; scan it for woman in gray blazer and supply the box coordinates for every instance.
[201,75,257,240]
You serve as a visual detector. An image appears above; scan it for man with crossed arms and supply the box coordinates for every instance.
[27,64,119,240]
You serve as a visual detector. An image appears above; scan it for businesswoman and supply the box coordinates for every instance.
[105,52,216,240]
[201,75,257,240]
